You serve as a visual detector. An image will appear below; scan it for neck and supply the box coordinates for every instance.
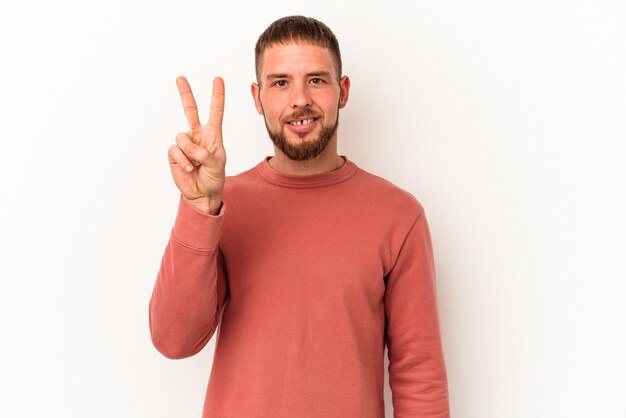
[268,140,345,176]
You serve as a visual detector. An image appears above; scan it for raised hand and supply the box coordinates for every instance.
[168,76,226,215]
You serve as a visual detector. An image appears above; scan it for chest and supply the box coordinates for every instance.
[218,194,393,308]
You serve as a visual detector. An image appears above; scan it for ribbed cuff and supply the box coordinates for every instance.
[171,194,225,250]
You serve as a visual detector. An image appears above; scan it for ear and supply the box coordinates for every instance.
[251,83,264,115]
[338,76,350,109]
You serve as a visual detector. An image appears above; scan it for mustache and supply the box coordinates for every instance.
[281,109,319,123]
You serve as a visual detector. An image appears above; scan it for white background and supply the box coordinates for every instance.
[1,1,625,417]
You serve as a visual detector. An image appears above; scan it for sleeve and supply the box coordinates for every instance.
[148,194,230,359]
[384,209,450,417]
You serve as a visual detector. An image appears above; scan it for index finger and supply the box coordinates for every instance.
[176,76,201,131]
[207,77,225,130]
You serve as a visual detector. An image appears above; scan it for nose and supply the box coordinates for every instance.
[290,82,313,108]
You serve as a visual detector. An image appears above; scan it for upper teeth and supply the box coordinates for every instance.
[290,118,314,126]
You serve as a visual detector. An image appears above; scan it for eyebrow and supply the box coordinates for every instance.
[265,71,332,81]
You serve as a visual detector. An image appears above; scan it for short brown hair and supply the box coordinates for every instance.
[254,16,342,84]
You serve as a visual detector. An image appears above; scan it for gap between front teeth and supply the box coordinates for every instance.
[291,118,314,126]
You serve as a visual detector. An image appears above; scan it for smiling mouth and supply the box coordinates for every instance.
[289,118,317,126]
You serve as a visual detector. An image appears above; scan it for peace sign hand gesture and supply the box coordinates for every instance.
[168,76,226,215]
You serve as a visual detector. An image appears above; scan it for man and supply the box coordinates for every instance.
[149,15,450,418]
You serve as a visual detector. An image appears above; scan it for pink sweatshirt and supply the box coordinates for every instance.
[149,157,450,417]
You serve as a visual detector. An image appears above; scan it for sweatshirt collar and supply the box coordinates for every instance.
[256,155,358,189]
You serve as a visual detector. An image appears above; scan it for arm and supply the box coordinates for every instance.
[149,195,229,359]
[384,209,450,417]
[150,75,228,359]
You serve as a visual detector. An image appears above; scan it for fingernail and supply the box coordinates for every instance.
[185,165,193,172]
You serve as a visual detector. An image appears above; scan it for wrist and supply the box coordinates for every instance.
[208,196,223,216]
[182,195,222,216]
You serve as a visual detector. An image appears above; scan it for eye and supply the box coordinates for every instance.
[309,78,324,84]
[272,80,287,87]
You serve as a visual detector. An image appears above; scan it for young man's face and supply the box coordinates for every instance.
[251,43,350,161]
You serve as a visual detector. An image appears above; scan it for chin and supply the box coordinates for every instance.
[289,133,316,142]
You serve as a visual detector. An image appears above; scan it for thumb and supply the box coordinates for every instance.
[184,142,211,165]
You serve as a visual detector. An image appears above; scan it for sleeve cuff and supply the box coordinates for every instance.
[171,194,225,250]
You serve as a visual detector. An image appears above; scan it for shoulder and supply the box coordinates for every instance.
[352,165,425,218]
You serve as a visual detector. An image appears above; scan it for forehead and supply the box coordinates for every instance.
[259,43,337,78]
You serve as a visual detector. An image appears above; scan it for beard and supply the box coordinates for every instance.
[264,108,340,161]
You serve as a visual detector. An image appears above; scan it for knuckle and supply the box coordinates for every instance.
[175,133,189,145]
[168,144,179,155]
[168,146,183,161]
[173,152,190,166]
